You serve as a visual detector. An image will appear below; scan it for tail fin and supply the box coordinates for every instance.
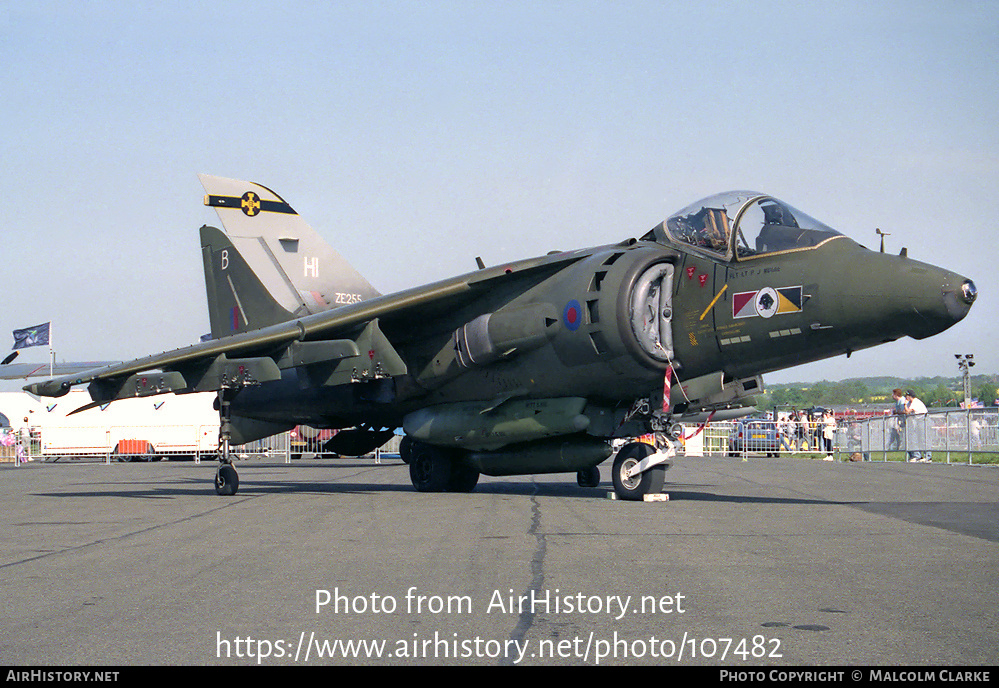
[199,174,380,318]
[201,225,296,339]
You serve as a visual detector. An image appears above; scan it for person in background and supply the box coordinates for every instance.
[822,409,837,461]
[904,390,932,463]
[795,410,810,451]
[889,388,906,451]
[777,413,795,453]
[19,417,32,463]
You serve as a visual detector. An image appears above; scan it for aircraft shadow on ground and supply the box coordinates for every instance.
[39,473,842,505]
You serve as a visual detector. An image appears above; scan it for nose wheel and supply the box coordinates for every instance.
[611,441,668,500]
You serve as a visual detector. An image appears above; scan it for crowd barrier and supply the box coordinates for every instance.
[1,425,402,464]
[702,410,998,464]
[4,413,994,465]
[835,408,998,464]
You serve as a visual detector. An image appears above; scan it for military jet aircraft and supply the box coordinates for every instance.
[26,178,977,500]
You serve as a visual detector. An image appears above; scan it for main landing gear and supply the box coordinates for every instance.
[400,434,673,500]
[576,465,600,488]
[402,437,480,493]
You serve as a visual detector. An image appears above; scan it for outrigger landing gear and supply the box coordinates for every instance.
[214,390,239,496]
[215,463,238,496]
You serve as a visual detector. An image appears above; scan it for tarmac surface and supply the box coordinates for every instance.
[0,454,996,666]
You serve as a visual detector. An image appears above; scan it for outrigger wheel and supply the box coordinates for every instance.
[214,390,239,496]
[215,464,239,496]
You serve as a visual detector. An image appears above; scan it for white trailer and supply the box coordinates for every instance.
[0,390,219,459]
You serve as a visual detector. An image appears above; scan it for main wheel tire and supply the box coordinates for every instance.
[215,464,239,496]
[612,442,665,501]
[577,465,600,488]
[409,443,451,492]
[399,436,413,464]
[447,460,480,492]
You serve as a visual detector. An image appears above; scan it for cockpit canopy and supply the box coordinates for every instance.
[644,191,844,260]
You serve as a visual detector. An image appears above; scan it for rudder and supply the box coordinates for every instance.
[201,225,296,340]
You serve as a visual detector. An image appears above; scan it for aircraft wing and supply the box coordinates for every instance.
[0,361,120,380]
[25,249,589,402]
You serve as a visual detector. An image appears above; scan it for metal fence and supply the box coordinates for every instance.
[694,410,999,464]
[3,413,995,465]
[837,409,999,464]
[1,425,402,464]
[691,419,818,457]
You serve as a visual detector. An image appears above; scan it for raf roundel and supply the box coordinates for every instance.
[563,299,582,331]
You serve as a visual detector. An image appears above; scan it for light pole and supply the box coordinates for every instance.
[955,354,975,407]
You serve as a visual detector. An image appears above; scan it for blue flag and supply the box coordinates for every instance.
[12,322,50,350]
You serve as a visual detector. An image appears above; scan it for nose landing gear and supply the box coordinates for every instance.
[611,441,666,500]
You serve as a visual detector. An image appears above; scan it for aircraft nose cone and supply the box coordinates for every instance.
[938,276,976,325]
[837,251,976,344]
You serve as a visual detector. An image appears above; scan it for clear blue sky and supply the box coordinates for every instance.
[2,1,996,389]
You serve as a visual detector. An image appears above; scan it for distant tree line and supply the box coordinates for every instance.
[759,374,999,410]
